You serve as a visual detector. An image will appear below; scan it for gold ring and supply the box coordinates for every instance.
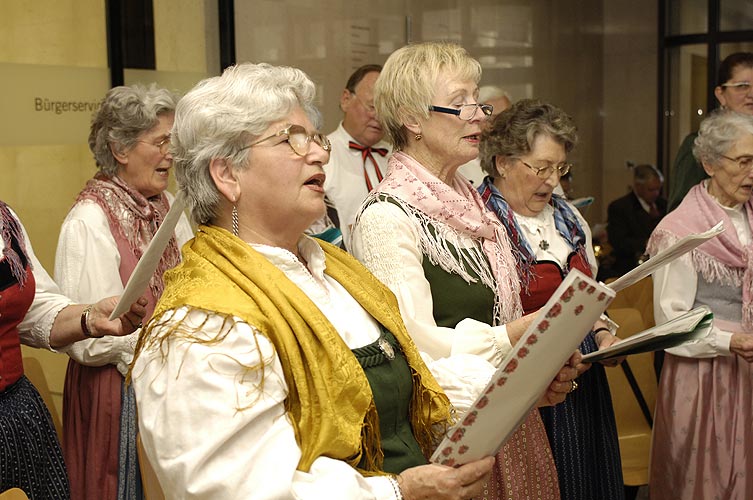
[569,380,579,393]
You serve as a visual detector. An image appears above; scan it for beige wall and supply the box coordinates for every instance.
[601,0,659,222]
[1,0,218,431]
[1,0,109,424]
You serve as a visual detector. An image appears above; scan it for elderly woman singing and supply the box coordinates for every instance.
[350,42,580,499]
[648,110,753,499]
[477,99,623,500]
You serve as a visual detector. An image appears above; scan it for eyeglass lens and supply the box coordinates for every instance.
[521,159,571,178]
[458,104,493,120]
[157,137,170,155]
[286,125,331,156]
[723,82,752,93]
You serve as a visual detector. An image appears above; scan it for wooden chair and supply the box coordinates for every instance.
[604,277,658,495]
[137,434,165,500]
[22,356,63,439]
[0,488,30,500]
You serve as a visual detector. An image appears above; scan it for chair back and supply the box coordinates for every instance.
[137,434,165,500]
[604,277,659,488]
[22,356,63,439]
[0,488,30,500]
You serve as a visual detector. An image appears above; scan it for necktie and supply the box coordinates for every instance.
[349,141,388,191]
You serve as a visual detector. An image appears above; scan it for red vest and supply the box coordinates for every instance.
[521,252,592,315]
[0,265,34,391]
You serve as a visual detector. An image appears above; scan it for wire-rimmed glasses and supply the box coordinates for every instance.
[239,124,331,157]
[720,153,753,171]
[720,81,753,94]
[518,159,572,178]
[138,135,171,155]
[428,103,493,121]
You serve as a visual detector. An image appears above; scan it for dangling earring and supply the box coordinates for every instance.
[415,134,422,141]
[231,204,239,237]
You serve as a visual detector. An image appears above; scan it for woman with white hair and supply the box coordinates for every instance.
[127,62,553,499]
[647,109,753,498]
[54,84,193,499]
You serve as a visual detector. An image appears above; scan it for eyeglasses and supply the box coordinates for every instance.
[239,124,332,157]
[720,153,753,171]
[720,81,752,94]
[428,104,494,121]
[350,91,376,114]
[518,159,572,178]
[139,135,171,155]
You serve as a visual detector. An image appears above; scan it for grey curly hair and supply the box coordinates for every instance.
[171,62,320,225]
[479,99,578,178]
[693,109,753,165]
[88,83,177,176]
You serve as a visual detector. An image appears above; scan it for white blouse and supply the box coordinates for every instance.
[54,194,194,376]
[652,195,749,358]
[132,235,490,499]
[3,209,72,350]
[513,203,598,275]
[350,201,514,367]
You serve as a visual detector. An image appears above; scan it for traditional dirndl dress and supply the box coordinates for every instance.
[1,235,69,499]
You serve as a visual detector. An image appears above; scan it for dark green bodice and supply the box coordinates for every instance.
[352,329,427,474]
[421,237,496,327]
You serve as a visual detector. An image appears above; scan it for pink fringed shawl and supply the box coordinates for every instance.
[647,182,753,330]
[75,173,180,318]
[368,152,523,325]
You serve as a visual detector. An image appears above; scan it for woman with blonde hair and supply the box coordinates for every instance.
[352,41,575,499]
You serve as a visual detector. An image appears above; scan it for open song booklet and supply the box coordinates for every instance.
[581,306,713,363]
[431,269,616,467]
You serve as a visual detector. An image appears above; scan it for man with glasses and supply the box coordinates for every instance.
[324,64,391,249]
[604,164,667,278]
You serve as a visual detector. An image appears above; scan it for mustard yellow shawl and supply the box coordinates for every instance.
[136,225,451,473]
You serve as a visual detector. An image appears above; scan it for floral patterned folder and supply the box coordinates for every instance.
[431,269,615,466]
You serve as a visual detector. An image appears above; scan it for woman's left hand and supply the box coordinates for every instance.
[537,350,580,407]
[594,329,624,367]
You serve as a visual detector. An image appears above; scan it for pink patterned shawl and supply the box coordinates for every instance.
[367,151,523,325]
[75,173,181,319]
[647,181,753,330]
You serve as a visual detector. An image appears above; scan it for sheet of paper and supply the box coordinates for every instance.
[108,196,186,320]
[607,221,724,292]
[581,306,713,362]
[430,269,616,466]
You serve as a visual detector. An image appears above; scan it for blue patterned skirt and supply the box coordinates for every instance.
[0,376,70,499]
[539,334,624,500]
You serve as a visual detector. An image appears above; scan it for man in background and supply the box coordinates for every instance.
[458,85,511,185]
[323,64,389,248]
[606,164,667,277]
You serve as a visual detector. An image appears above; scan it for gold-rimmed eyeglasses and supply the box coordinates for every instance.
[138,135,171,155]
[518,159,572,178]
[720,153,753,171]
[239,124,331,157]
[428,104,493,121]
[720,81,753,94]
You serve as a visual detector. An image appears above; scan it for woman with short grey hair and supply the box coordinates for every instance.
[648,109,753,498]
[54,83,193,499]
